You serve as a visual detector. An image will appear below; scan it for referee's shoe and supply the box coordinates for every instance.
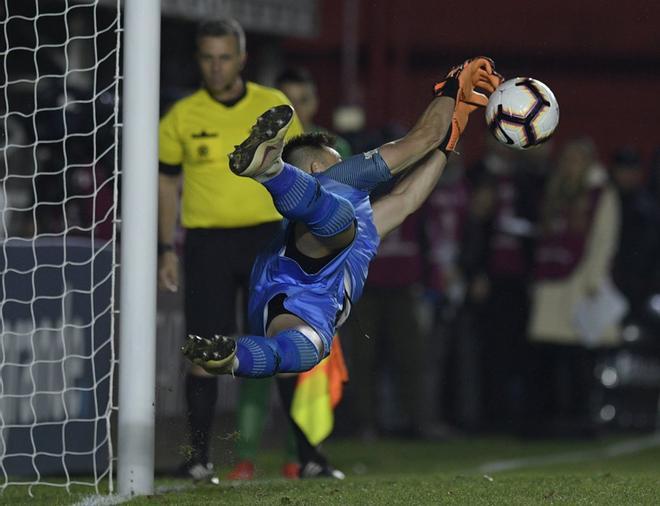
[177,460,220,485]
[300,461,346,480]
[228,104,293,181]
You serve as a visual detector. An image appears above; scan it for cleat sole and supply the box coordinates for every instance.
[182,334,237,374]
[228,105,294,177]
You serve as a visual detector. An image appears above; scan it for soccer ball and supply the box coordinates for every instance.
[485,77,559,150]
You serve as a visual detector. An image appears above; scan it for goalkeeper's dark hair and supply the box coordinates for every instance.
[275,67,316,89]
[196,18,246,54]
[283,132,336,169]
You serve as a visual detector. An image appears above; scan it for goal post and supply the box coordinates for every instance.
[117,0,160,497]
[0,0,160,498]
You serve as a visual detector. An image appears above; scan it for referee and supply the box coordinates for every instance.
[158,18,303,481]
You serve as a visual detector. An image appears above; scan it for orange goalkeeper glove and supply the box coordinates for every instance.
[434,56,503,104]
[435,57,504,154]
[438,101,471,154]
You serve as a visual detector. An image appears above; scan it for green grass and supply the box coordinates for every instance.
[4,435,660,505]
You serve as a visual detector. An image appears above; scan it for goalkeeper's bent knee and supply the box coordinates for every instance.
[273,328,321,373]
[235,328,323,377]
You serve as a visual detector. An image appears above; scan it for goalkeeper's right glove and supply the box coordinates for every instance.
[435,57,504,155]
[434,56,502,104]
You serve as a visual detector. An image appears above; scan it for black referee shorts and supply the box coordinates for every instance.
[183,221,281,339]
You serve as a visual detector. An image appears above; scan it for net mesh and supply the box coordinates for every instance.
[0,0,120,495]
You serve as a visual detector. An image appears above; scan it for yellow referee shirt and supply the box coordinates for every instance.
[159,82,304,228]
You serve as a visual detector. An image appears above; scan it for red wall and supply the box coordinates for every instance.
[282,0,660,165]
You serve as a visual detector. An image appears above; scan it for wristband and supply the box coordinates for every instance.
[438,124,453,157]
[434,76,459,100]
[158,243,174,255]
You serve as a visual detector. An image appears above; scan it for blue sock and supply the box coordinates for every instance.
[235,336,279,378]
[235,329,321,378]
[262,163,355,237]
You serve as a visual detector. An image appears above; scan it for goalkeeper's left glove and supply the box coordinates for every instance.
[438,101,470,155]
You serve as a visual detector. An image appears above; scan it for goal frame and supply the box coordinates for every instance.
[117,0,160,497]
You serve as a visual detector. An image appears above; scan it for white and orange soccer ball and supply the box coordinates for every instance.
[485,77,559,150]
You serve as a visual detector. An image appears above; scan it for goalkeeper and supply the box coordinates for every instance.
[183,58,502,377]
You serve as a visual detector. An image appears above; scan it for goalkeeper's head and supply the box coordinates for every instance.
[283,132,341,175]
[195,19,246,97]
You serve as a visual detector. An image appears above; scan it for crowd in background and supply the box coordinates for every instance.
[1,85,116,241]
[340,132,660,440]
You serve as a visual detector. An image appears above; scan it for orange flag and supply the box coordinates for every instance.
[290,335,348,445]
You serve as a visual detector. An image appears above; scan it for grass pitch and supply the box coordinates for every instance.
[4,434,660,505]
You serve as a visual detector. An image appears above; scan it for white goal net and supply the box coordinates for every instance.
[1,0,121,495]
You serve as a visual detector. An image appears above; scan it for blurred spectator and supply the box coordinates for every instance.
[446,166,497,430]
[456,136,547,431]
[610,147,660,322]
[341,159,466,439]
[0,116,34,238]
[275,67,352,158]
[425,158,470,316]
[342,207,430,439]
[526,138,621,436]
[31,83,115,240]
[424,158,470,430]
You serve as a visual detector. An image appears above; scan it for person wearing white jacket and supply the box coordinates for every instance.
[526,137,621,436]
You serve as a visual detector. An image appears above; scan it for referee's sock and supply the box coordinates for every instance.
[234,329,321,377]
[276,375,328,465]
[185,373,218,465]
[262,163,355,238]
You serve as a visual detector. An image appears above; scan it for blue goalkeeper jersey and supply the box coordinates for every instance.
[247,168,381,353]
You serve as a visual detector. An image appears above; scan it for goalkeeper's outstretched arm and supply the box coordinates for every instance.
[378,96,454,176]
[372,57,502,238]
[378,57,501,176]
[372,150,447,239]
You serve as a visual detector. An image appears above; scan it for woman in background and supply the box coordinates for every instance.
[526,137,621,437]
